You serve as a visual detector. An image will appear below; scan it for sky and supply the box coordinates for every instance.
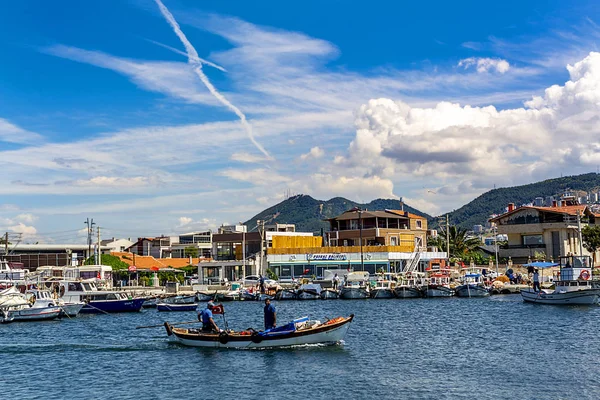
[1,0,600,243]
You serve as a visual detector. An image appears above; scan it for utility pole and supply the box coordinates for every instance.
[240,222,246,278]
[96,226,101,265]
[84,218,95,261]
[257,220,265,276]
[446,214,450,258]
[4,232,8,256]
[359,209,364,271]
[577,210,584,256]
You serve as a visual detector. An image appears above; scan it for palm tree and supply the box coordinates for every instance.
[429,225,481,259]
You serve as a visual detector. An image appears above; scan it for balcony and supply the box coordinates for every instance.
[268,245,415,255]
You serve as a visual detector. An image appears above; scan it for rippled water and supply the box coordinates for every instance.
[3,296,600,399]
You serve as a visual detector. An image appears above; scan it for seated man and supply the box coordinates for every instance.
[197,302,220,332]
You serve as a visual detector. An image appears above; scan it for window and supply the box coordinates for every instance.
[390,236,398,246]
[416,220,422,229]
[349,220,358,230]
[522,235,543,246]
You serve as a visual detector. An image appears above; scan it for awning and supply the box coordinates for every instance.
[523,261,558,268]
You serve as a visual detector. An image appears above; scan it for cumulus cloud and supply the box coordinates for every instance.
[458,57,510,73]
[300,146,324,160]
[292,174,397,203]
[8,222,37,238]
[15,213,37,224]
[344,52,600,201]
[178,217,193,227]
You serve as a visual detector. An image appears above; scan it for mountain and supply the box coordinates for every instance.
[444,173,600,230]
[244,195,432,233]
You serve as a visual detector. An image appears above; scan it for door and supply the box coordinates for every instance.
[551,231,560,260]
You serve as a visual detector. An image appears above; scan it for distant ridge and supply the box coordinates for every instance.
[244,194,432,233]
[445,172,600,229]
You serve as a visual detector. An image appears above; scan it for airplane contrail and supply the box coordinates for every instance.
[146,39,227,72]
[154,0,273,160]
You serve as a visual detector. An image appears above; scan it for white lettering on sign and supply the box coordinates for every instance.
[307,254,347,261]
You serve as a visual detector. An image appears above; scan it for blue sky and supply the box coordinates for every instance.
[1,0,600,243]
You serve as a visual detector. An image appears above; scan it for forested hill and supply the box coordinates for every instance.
[244,195,432,234]
[445,173,600,229]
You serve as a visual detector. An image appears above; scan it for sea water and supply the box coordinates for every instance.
[3,296,600,399]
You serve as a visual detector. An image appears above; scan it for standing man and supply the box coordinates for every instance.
[197,301,220,332]
[264,298,276,330]
[533,269,541,292]
[332,273,340,290]
[259,274,266,294]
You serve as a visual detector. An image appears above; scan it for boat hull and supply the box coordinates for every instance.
[320,289,339,300]
[167,315,353,348]
[521,288,600,305]
[425,286,455,297]
[60,302,85,317]
[455,285,490,298]
[157,303,198,312]
[275,289,297,300]
[370,288,395,299]
[80,298,145,314]
[8,306,61,322]
[297,290,320,300]
[393,287,422,298]
[340,287,369,299]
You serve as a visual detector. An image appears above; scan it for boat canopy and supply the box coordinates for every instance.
[523,261,558,268]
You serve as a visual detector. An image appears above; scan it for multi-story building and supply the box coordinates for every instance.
[170,231,212,258]
[489,200,599,264]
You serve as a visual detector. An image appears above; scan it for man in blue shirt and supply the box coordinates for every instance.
[197,302,219,332]
[264,298,276,330]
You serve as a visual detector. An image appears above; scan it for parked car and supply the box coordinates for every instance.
[242,275,277,287]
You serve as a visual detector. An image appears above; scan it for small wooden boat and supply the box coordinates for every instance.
[297,284,321,300]
[165,315,354,348]
[196,292,213,302]
[161,294,197,304]
[455,273,490,298]
[157,303,198,312]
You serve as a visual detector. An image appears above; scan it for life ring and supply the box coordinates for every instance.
[579,270,590,280]
[251,332,263,344]
[218,332,230,344]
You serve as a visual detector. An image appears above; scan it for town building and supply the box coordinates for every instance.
[101,238,135,253]
[489,200,599,264]
[2,243,111,270]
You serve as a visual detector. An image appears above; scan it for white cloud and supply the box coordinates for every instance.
[66,176,161,187]
[0,118,44,144]
[291,174,397,203]
[15,213,37,224]
[220,168,291,185]
[7,222,37,238]
[230,152,269,163]
[299,146,324,160]
[458,57,511,74]
[178,217,193,227]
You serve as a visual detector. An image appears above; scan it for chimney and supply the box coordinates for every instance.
[552,200,558,207]
[508,203,515,212]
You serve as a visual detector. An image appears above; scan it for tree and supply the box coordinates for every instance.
[184,245,199,258]
[429,225,482,260]
[582,225,600,267]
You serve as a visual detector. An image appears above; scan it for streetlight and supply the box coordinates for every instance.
[239,222,246,280]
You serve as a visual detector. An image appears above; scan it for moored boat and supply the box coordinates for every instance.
[275,288,297,300]
[320,288,339,300]
[157,303,199,312]
[297,284,322,300]
[521,256,600,305]
[165,314,354,348]
[393,272,425,298]
[339,271,370,300]
[455,273,490,298]
[370,275,396,299]
[425,272,455,297]
[58,281,145,313]
[0,287,61,322]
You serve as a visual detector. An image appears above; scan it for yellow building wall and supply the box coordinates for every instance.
[271,236,322,249]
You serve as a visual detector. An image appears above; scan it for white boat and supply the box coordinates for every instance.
[370,276,396,299]
[521,256,600,305]
[57,280,145,313]
[165,315,354,348]
[394,272,425,298]
[425,272,455,297]
[455,273,490,298]
[0,287,61,322]
[0,259,29,282]
[297,284,322,300]
[275,288,297,300]
[26,288,84,317]
[320,289,339,300]
[340,271,370,299]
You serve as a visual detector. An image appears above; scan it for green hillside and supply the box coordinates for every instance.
[244,195,432,233]
[443,173,600,230]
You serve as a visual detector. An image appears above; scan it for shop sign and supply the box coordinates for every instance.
[307,254,347,261]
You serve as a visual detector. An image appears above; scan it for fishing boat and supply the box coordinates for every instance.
[25,288,84,317]
[297,283,322,300]
[455,273,490,298]
[340,272,370,299]
[425,272,454,297]
[164,314,354,348]
[142,296,160,308]
[0,287,61,323]
[196,292,213,302]
[320,288,339,300]
[161,294,197,304]
[214,290,240,302]
[57,280,145,313]
[275,288,297,300]
[393,272,425,298]
[157,303,199,312]
[370,274,396,299]
[521,257,600,305]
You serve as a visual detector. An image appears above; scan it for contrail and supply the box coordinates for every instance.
[146,39,227,72]
[154,0,272,160]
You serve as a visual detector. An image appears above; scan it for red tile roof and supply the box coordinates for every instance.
[111,252,208,270]
[490,204,589,221]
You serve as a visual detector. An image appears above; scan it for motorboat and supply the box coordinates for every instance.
[196,292,214,302]
[340,271,370,300]
[425,272,455,297]
[157,303,199,312]
[25,288,84,317]
[521,256,600,305]
[161,294,197,304]
[142,296,160,308]
[297,284,322,300]
[455,273,490,298]
[214,290,240,302]
[370,274,396,299]
[275,288,297,300]
[57,280,145,313]
[394,272,425,298]
[0,259,29,282]
[320,289,339,300]
[0,287,61,323]
[165,315,354,348]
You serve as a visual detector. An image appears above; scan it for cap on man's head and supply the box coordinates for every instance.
[207,301,215,308]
